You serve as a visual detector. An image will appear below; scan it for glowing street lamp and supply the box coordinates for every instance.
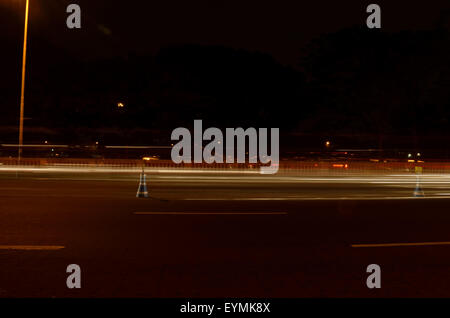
[18,0,30,162]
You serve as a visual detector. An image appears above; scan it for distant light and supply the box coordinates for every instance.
[117,102,124,108]
[417,153,421,157]
[325,141,331,147]
[44,140,48,144]
[408,153,412,158]
[95,141,99,145]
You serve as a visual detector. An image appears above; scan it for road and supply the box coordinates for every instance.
[1,169,450,297]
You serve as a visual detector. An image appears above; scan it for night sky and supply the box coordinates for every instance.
[1,0,449,65]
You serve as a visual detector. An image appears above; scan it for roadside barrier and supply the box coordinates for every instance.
[2,157,450,174]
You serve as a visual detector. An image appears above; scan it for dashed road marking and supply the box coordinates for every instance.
[0,245,65,251]
[352,242,450,248]
[134,212,287,215]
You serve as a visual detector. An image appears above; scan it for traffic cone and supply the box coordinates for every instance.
[136,171,149,198]
[413,176,424,197]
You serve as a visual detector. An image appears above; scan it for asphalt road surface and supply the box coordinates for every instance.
[1,169,450,297]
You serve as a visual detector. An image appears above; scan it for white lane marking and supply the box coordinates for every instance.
[0,167,258,174]
[134,212,287,215]
[182,196,450,201]
[0,245,65,251]
[352,242,450,248]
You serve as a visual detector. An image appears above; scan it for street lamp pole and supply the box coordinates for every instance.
[18,0,30,162]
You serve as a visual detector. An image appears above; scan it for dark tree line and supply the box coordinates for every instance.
[1,24,450,148]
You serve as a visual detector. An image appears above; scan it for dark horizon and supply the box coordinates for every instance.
[1,1,450,149]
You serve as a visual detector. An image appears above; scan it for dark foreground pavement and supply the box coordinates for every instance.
[1,175,450,297]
